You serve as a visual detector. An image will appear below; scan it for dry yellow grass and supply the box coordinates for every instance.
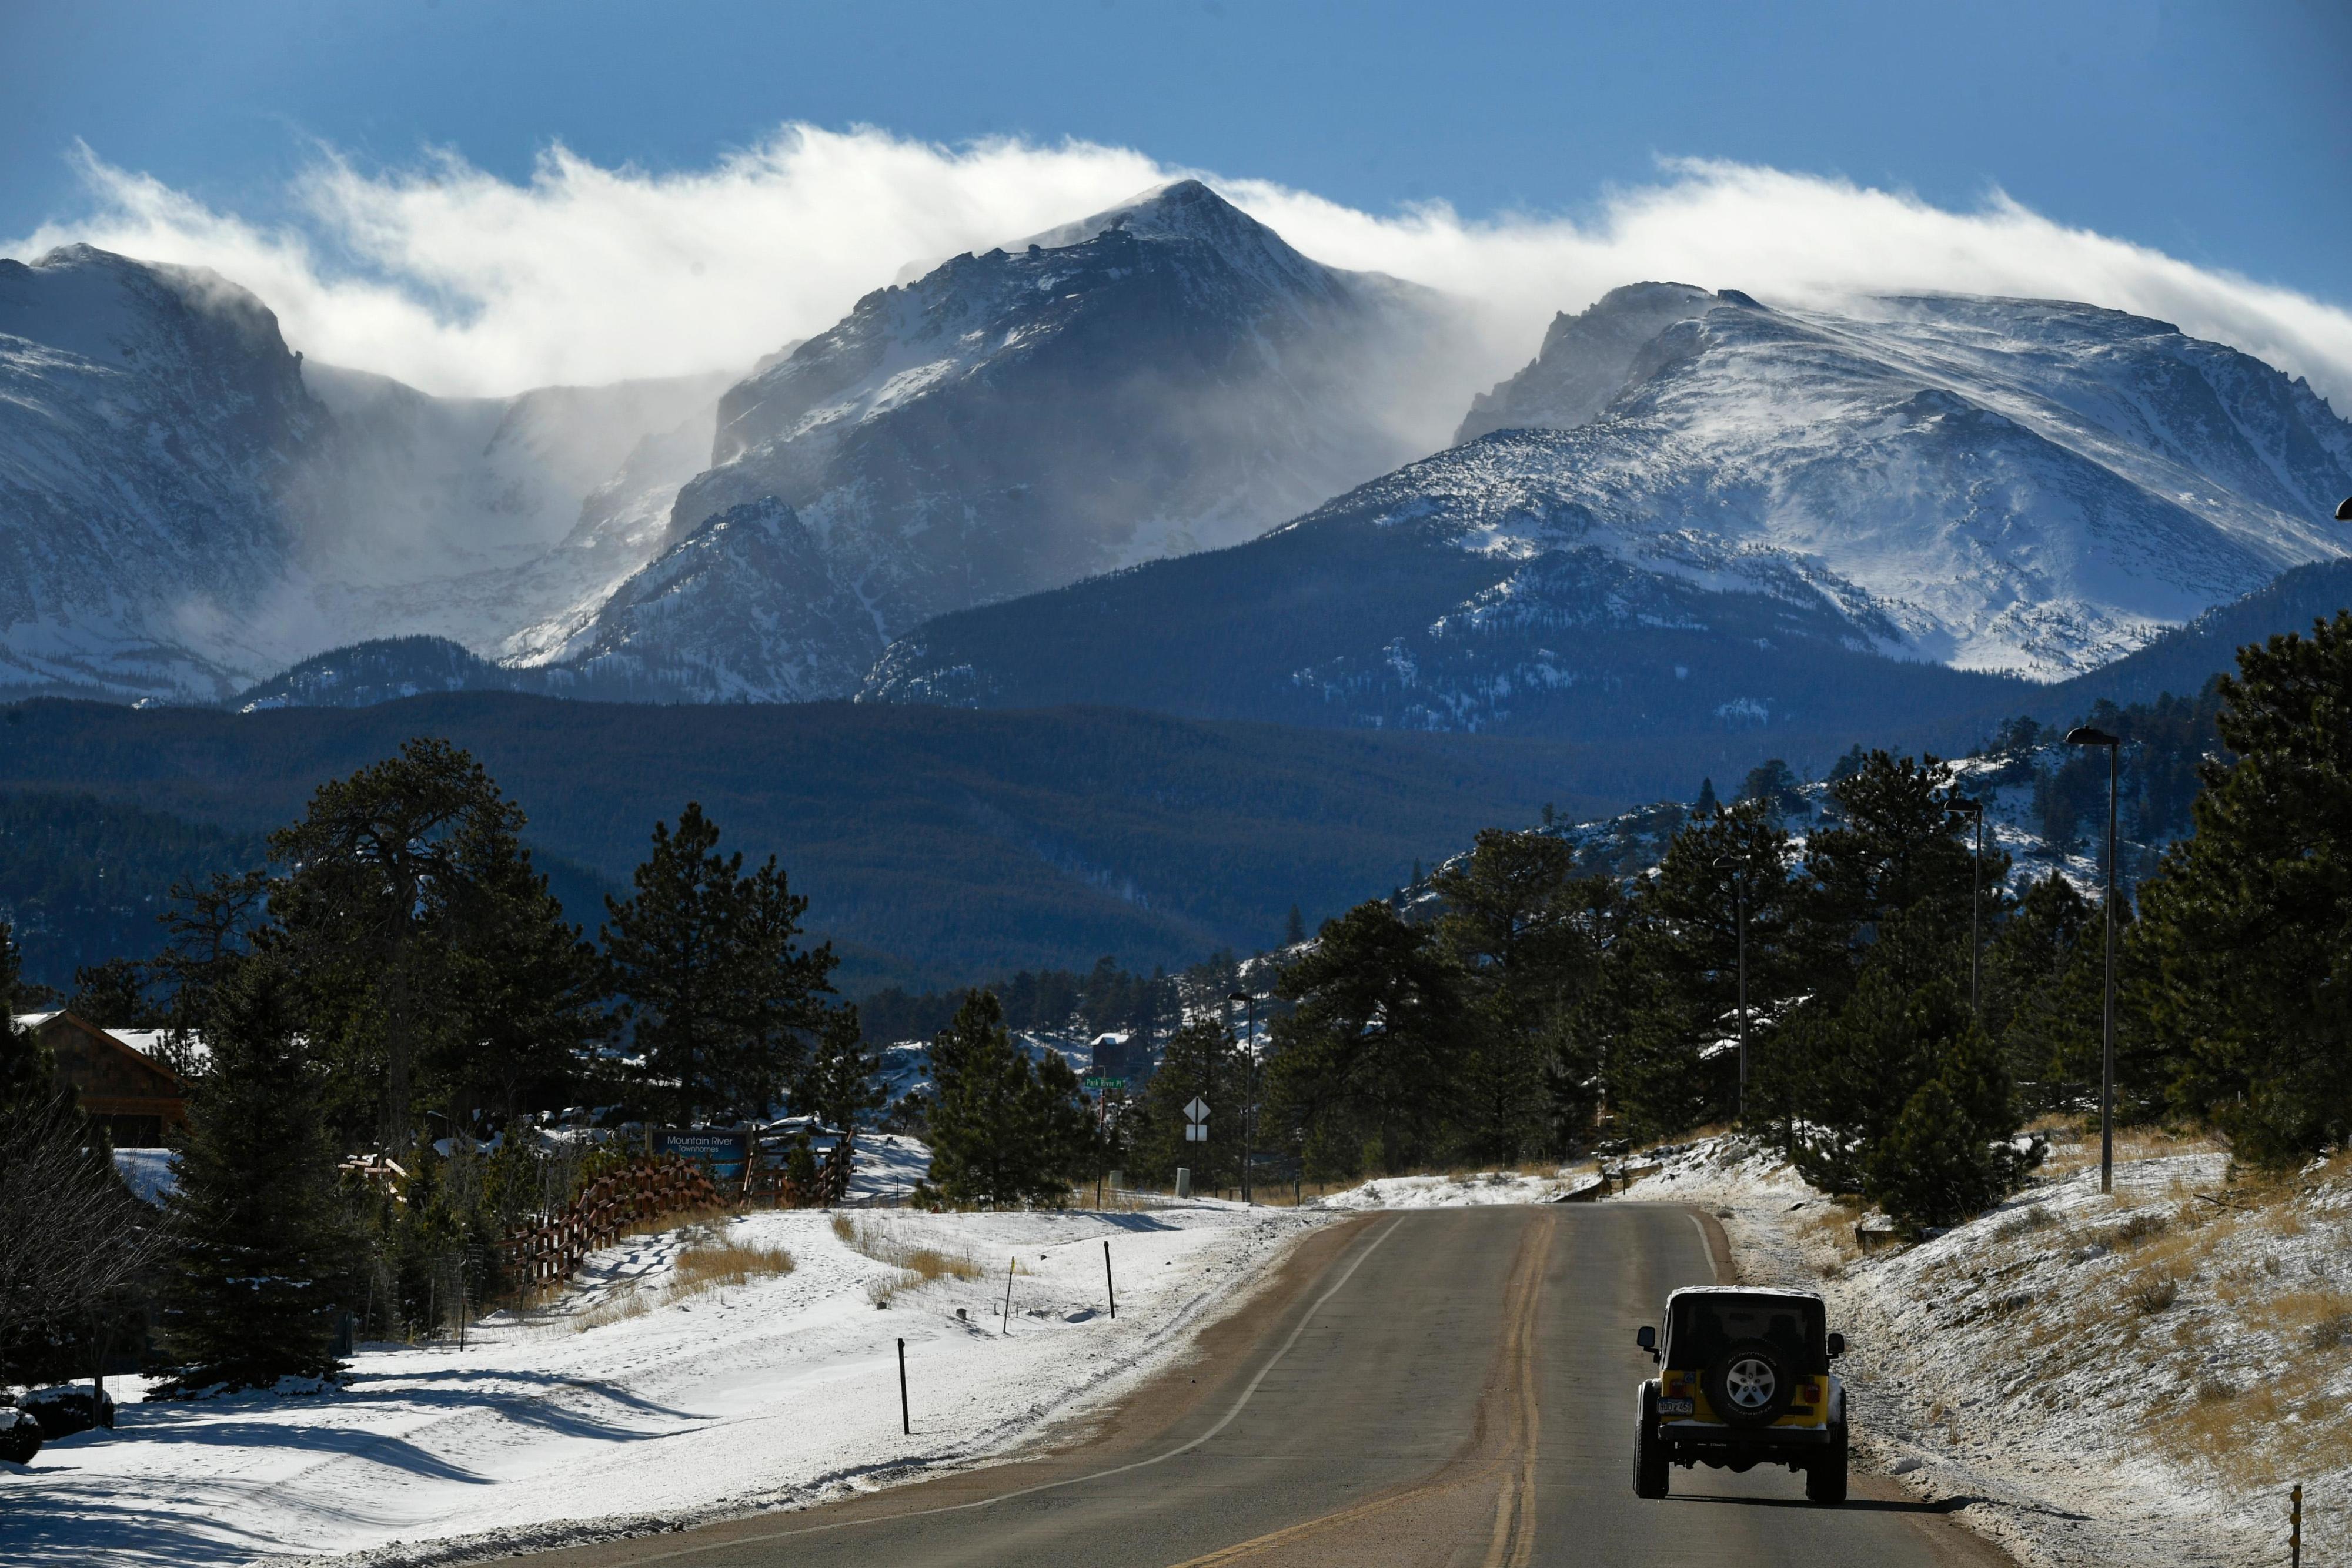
[833,1215,987,1305]
[569,1226,794,1332]
[672,1236,797,1293]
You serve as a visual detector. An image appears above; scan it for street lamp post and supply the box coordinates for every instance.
[1947,795,1986,1018]
[2064,726,2122,1195]
[1711,856,1749,1121]
[1227,989,1255,1205]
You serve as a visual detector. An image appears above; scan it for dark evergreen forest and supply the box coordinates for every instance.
[0,696,1659,992]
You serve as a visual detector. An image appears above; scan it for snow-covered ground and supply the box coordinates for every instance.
[1318,1169,1596,1208]
[0,1202,1329,1566]
[1613,1132,2346,1567]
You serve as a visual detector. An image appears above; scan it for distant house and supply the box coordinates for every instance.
[9,1012,192,1147]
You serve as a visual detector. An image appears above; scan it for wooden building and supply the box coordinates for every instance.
[14,1011,191,1147]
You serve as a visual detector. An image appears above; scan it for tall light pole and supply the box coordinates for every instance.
[1947,795,1986,1018]
[1227,989,1255,1203]
[2064,726,2122,1195]
[1711,855,1749,1121]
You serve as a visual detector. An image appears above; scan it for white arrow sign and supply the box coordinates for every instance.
[1184,1098,1210,1124]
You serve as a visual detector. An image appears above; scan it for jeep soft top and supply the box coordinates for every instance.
[1633,1285,1849,1505]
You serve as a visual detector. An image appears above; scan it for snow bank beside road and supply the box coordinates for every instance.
[1614,1133,2343,1568]
[0,1203,1328,1567]
[1320,1169,1592,1208]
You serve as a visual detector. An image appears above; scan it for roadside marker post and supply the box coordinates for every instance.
[2291,1483,2302,1568]
[1002,1256,1017,1335]
[897,1337,910,1435]
[1104,1240,1117,1319]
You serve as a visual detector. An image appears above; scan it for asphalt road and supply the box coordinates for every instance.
[532,1205,2010,1568]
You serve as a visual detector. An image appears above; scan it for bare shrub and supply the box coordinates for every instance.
[2132,1275,2181,1314]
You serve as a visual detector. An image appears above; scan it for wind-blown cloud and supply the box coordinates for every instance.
[12,125,2350,423]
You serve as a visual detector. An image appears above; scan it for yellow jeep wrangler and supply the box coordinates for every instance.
[1634,1285,1847,1504]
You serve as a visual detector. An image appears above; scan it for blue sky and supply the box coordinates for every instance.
[4,0,2346,300]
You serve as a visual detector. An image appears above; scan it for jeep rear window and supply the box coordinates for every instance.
[1666,1297,1824,1373]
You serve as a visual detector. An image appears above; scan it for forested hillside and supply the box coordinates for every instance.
[0,696,1670,991]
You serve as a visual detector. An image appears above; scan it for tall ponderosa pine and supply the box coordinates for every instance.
[1610,803,1795,1139]
[160,959,349,1392]
[269,739,593,1144]
[1981,872,2105,1116]
[1429,830,1613,1163]
[65,957,165,1028]
[0,921,35,1104]
[2136,611,2352,1161]
[602,803,836,1121]
[151,868,272,1079]
[1795,750,1988,998]
[924,991,1092,1206]
[1266,900,1459,1178]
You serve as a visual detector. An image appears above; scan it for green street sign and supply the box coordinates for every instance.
[1084,1076,1127,1088]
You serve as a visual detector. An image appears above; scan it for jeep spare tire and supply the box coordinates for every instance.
[1703,1337,1795,1427]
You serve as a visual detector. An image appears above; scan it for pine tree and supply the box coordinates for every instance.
[796,1007,885,1131]
[1284,905,1307,947]
[66,958,163,1027]
[1866,1019,2028,1236]
[603,803,834,1122]
[1265,900,1459,1177]
[2136,611,2352,1159]
[1430,830,1613,1162]
[1866,1080,2001,1239]
[925,992,1090,1206]
[1609,804,1794,1139]
[1792,750,1990,1005]
[1694,777,1720,817]
[159,960,350,1392]
[1133,1018,1244,1189]
[268,739,589,1144]
[0,922,40,1108]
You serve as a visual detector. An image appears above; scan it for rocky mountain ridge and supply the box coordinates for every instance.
[859,283,2352,738]
[1,182,1461,705]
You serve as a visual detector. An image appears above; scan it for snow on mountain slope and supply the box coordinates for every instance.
[863,285,2352,738]
[0,245,321,699]
[549,496,886,701]
[1451,285,2350,678]
[582,180,1459,700]
[0,244,733,701]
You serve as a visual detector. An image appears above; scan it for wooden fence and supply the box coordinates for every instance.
[500,1155,724,1289]
[501,1135,858,1290]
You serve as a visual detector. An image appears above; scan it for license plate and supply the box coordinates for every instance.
[1657,1398,1694,1416]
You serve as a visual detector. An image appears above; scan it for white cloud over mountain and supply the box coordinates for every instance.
[9,124,2349,423]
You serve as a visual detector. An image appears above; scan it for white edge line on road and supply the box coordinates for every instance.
[622,1213,1409,1563]
[1688,1211,1720,1283]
